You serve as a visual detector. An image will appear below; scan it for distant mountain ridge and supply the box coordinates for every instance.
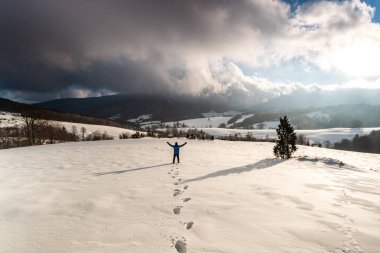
[34,94,380,129]
[226,104,380,129]
[36,94,236,123]
[252,89,380,112]
[0,97,31,112]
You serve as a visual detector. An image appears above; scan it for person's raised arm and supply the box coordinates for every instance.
[167,142,174,147]
[180,142,187,147]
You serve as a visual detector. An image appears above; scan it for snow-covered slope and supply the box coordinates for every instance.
[0,139,379,252]
[235,113,254,123]
[0,111,24,127]
[165,116,232,128]
[0,111,136,139]
[157,111,243,128]
[162,112,246,128]
[59,121,136,139]
[307,111,331,122]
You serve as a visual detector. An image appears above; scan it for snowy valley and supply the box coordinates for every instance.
[1,110,380,252]
[2,111,380,148]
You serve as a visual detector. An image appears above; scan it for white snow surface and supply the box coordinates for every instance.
[1,139,379,252]
[61,122,136,139]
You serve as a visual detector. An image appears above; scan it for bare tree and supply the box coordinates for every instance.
[297,134,307,145]
[21,110,38,145]
[71,125,79,141]
[72,125,78,136]
[81,127,86,141]
[34,119,50,145]
[46,122,60,144]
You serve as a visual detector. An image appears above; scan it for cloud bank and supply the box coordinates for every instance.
[0,0,379,102]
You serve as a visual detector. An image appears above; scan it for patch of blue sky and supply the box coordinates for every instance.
[365,0,380,22]
[283,0,380,23]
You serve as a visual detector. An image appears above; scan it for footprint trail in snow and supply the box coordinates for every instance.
[168,164,194,252]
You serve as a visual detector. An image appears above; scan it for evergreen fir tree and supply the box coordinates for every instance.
[273,115,297,159]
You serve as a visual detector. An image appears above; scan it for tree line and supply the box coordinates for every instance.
[334,131,380,154]
[120,127,215,140]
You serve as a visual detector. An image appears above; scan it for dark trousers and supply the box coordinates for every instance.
[173,154,179,164]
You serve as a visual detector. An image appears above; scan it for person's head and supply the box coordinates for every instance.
[175,142,178,146]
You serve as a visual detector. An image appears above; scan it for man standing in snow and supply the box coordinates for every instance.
[167,141,187,164]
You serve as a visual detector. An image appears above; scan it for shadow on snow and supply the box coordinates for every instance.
[93,163,172,176]
[182,158,284,183]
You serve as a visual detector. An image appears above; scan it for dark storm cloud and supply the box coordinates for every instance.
[1,0,379,102]
[0,0,291,100]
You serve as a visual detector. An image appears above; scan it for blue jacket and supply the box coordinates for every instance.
[167,142,187,155]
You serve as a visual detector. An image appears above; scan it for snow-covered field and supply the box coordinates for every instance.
[234,113,254,124]
[0,111,136,139]
[59,121,136,139]
[1,139,379,252]
[307,111,331,122]
[60,122,136,139]
[0,112,24,128]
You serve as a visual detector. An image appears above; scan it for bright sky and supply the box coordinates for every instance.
[248,0,380,83]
